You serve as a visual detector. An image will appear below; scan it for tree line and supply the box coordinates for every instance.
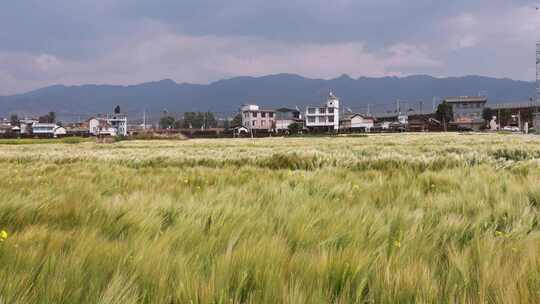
[159,112,242,130]
[9,112,58,125]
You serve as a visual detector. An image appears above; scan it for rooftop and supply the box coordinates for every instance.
[341,113,376,120]
[443,96,487,103]
[275,107,299,112]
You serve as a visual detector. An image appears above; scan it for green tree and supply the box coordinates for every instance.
[482,107,494,122]
[435,101,453,131]
[174,119,184,129]
[183,112,196,128]
[204,112,217,128]
[288,122,302,134]
[48,112,56,123]
[9,114,19,126]
[159,116,176,129]
[194,112,205,129]
[231,114,242,127]
[38,115,49,123]
[38,112,56,123]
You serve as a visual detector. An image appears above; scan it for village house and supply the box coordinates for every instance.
[305,92,340,131]
[64,122,90,137]
[340,113,375,132]
[31,123,67,137]
[19,119,38,135]
[275,108,302,132]
[88,113,128,136]
[54,126,67,137]
[240,104,276,131]
[89,118,117,136]
[31,123,57,136]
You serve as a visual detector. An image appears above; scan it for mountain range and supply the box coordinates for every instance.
[0,74,535,120]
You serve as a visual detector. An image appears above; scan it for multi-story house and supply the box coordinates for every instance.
[305,92,340,131]
[240,104,276,131]
[88,113,128,136]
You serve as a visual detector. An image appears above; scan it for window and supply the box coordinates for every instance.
[318,116,326,123]
[319,108,326,114]
[261,112,266,118]
[252,121,256,126]
[328,108,334,114]
[308,108,316,114]
[269,112,274,118]
[308,117,316,123]
[328,116,334,123]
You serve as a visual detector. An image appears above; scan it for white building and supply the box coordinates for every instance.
[54,126,67,137]
[305,92,340,131]
[240,104,275,131]
[88,113,128,136]
[31,123,66,137]
[31,123,57,136]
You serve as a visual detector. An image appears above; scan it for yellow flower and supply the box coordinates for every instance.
[183,179,189,184]
[495,231,503,237]
[0,230,8,242]
[287,171,293,176]
[393,240,401,248]
[352,185,360,190]
[511,247,518,253]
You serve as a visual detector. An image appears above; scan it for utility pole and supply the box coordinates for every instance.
[143,109,146,130]
[203,111,207,130]
[432,96,439,111]
[367,104,371,116]
[498,108,501,130]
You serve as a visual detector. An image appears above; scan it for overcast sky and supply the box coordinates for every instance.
[1,0,539,95]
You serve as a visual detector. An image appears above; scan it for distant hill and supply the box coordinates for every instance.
[0,74,534,120]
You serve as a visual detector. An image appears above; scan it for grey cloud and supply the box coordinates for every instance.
[0,0,538,94]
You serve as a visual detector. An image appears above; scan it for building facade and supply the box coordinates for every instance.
[305,92,340,131]
[240,104,276,131]
[31,123,66,137]
[19,119,38,135]
[88,113,128,136]
[340,113,375,132]
[31,123,57,136]
[275,108,302,131]
[444,96,487,130]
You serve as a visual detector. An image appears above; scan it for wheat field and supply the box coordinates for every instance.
[1,134,540,303]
